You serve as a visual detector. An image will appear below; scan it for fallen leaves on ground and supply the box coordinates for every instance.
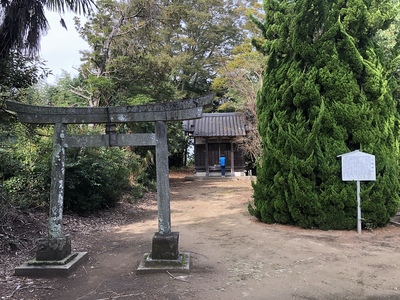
[0,190,158,299]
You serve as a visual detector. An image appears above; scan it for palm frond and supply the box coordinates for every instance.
[0,0,95,58]
[0,0,48,57]
[45,0,96,14]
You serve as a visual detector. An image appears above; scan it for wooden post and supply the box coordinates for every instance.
[205,139,209,176]
[155,121,171,236]
[230,141,234,175]
[49,123,67,239]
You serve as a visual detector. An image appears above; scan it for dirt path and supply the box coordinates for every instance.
[4,173,400,299]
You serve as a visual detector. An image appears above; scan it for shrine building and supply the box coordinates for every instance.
[183,112,248,177]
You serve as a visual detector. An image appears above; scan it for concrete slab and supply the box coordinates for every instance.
[136,252,191,274]
[14,252,88,277]
[390,220,400,227]
[192,171,245,177]
[184,175,251,182]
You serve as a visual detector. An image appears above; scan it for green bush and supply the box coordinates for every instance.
[2,122,154,215]
[64,148,132,215]
[1,131,52,209]
[3,172,50,208]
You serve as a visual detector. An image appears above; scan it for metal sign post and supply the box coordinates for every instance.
[338,150,376,234]
[356,180,361,234]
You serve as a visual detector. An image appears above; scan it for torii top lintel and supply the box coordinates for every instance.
[5,94,214,124]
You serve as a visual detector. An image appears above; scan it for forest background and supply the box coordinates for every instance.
[1,0,400,238]
[0,0,264,218]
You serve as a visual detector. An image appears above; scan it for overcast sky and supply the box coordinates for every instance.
[40,10,89,84]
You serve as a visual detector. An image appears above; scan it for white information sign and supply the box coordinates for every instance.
[337,150,376,235]
[338,150,376,181]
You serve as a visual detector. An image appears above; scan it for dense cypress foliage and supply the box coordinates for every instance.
[250,0,400,229]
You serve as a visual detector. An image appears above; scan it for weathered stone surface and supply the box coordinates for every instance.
[28,253,77,265]
[5,94,214,124]
[137,252,191,274]
[15,252,88,277]
[35,236,71,261]
[65,133,156,148]
[151,232,179,260]
[48,123,66,239]
[155,121,171,236]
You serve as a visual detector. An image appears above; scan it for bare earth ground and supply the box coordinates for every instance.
[2,170,400,300]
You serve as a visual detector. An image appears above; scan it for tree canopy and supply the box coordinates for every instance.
[73,0,251,106]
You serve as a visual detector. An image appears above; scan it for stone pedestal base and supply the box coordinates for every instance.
[15,252,88,277]
[36,235,71,261]
[137,232,190,274]
[136,252,190,274]
[151,232,179,260]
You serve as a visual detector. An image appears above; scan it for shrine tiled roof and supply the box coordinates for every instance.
[183,113,246,137]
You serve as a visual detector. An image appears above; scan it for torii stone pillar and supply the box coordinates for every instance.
[35,123,71,261]
[152,121,178,259]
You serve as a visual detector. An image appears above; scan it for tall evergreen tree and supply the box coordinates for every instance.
[250,0,400,229]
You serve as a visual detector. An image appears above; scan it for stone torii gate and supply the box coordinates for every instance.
[6,95,213,276]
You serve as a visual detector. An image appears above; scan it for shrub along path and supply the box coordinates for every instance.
[2,170,400,299]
